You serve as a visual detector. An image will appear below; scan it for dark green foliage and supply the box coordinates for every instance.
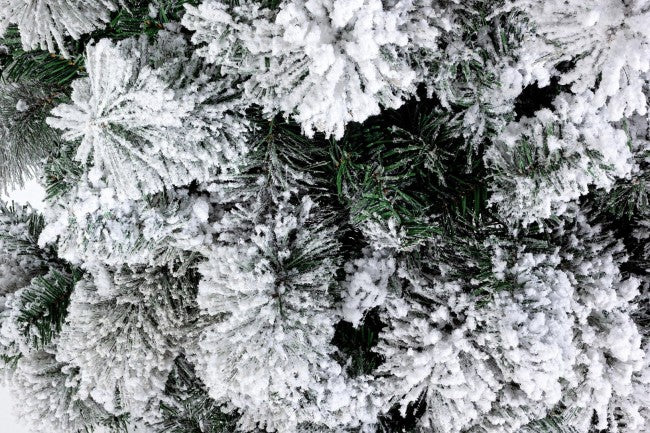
[376,394,427,433]
[102,0,200,39]
[603,174,650,220]
[431,221,516,305]
[332,308,385,377]
[99,414,131,433]
[0,352,21,367]
[0,80,63,191]
[0,26,84,85]
[156,357,240,433]
[0,201,49,262]
[0,203,82,352]
[224,0,282,9]
[246,112,331,195]
[17,268,82,349]
[596,145,650,220]
[0,1,199,86]
[332,97,490,247]
[520,413,580,433]
[43,143,84,200]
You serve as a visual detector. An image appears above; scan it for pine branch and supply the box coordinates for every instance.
[332,97,490,246]
[17,268,83,349]
[0,80,63,191]
[96,0,201,40]
[218,111,332,210]
[43,143,84,200]
[156,357,239,433]
[520,414,580,433]
[0,27,83,85]
[0,201,47,259]
[595,146,650,220]
[0,1,198,86]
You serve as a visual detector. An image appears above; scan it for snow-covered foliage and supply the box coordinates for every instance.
[0,203,67,361]
[10,348,121,433]
[0,0,118,56]
[192,196,343,432]
[38,178,210,267]
[0,81,60,192]
[187,117,349,430]
[416,1,532,158]
[56,267,197,422]
[47,33,249,200]
[0,203,46,297]
[368,215,647,433]
[182,0,447,138]
[510,0,650,121]
[155,356,240,433]
[486,92,634,227]
[0,268,80,361]
[0,1,649,432]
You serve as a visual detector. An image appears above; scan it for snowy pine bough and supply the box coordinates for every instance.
[0,1,649,433]
[0,0,119,56]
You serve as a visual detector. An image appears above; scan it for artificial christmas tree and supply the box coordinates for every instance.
[0,1,648,432]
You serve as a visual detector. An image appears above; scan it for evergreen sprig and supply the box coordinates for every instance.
[219,111,332,209]
[157,357,240,433]
[0,201,47,260]
[333,98,490,246]
[97,0,200,40]
[520,413,580,433]
[17,268,83,349]
[597,148,650,220]
[0,1,199,86]
[0,80,63,191]
[43,142,84,200]
[0,26,83,85]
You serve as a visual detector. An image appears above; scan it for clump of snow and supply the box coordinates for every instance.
[341,249,395,326]
[14,99,27,112]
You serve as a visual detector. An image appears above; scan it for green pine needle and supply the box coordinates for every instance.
[18,268,83,349]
